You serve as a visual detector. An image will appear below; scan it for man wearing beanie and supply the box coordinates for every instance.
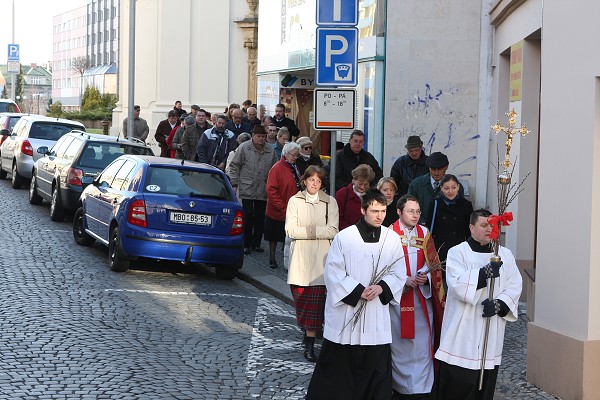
[295,136,323,175]
[390,135,429,197]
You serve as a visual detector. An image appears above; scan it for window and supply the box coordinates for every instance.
[112,160,137,190]
[98,160,124,188]
[144,167,232,199]
[53,136,76,158]
[29,122,82,141]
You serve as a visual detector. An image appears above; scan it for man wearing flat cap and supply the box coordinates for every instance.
[190,104,201,116]
[408,151,463,225]
[390,135,429,197]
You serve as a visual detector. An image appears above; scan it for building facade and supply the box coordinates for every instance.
[112,0,256,147]
[84,0,119,95]
[51,6,88,111]
[490,1,600,399]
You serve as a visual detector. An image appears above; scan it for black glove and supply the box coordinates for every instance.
[482,298,500,318]
[482,261,502,279]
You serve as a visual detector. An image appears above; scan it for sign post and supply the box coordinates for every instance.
[7,44,20,102]
[315,0,359,194]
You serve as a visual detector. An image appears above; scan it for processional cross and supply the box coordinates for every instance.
[479,108,531,390]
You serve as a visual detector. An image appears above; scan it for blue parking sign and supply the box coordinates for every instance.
[315,28,358,87]
[316,0,358,26]
[7,44,19,62]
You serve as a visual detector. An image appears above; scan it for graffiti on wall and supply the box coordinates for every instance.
[386,83,479,187]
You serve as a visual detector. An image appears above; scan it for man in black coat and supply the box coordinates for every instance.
[272,103,300,138]
[225,108,253,139]
[334,129,383,192]
[390,135,429,196]
[243,106,262,127]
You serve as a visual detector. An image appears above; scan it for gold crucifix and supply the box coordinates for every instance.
[491,108,531,170]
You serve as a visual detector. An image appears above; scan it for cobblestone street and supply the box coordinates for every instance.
[0,176,563,399]
[0,179,313,399]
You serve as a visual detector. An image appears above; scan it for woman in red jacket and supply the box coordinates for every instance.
[265,142,302,268]
[335,164,375,230]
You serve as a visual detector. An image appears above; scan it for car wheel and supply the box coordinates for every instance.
[11,163,23,189]
[0,159,6,180]
[215,258,242,280]
[29,174,43,205]
[73,207,95,246]
[50,184,65,221]
[109,226,130,272]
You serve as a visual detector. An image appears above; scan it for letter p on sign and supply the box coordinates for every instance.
[325,36,348,67]
[7,44,19,61]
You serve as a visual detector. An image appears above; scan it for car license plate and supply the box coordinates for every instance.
[170,211,212,226]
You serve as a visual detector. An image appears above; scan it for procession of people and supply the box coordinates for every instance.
[137,102,523,400]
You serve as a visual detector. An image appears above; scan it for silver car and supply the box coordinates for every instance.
[0,115,85,188]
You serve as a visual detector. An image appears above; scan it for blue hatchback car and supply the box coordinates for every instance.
[72,155,245,279]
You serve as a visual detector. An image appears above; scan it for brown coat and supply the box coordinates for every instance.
[154,119,180,157]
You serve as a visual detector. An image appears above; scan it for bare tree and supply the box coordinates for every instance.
[70,56,89,108]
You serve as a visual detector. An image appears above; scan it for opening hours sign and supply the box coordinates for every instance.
[313,89,356,130]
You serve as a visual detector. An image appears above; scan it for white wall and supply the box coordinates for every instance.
[536,0,600,340]
[383,0,483,204]
[113,0,250,140]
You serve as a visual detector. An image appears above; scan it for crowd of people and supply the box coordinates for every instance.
[125,102,522,400]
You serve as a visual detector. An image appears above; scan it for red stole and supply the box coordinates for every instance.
[392,222,432,345]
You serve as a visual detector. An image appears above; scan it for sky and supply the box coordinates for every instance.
[1,0,86,65]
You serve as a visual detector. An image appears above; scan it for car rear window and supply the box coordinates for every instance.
[78,142,153,169]
[0,103,19,113]
[144,166,233,200]
[28,122,83,141]
[8,117,21,131]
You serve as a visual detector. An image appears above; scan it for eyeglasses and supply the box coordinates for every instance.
[302,146,312,150]
[403,209,422,215]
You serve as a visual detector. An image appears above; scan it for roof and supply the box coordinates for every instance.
[126,155,221,171]
[66,130,149,146]
[19,115,85,127]
[83,63,117,76]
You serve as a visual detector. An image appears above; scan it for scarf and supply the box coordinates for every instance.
[287,160,302,191]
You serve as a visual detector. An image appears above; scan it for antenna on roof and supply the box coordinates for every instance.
[181,158,184,166]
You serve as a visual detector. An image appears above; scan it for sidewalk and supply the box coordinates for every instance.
[237,240,562,400]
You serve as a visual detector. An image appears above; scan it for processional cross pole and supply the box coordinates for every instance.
[479,108,530,390]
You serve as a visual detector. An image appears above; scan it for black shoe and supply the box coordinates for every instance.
[304,337,317,362]
[252,247,264,253]
[244,247,252,255]
[269,260,278,269]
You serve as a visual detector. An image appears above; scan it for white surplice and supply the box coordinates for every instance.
[323,225,407,345]
[435,242,522,370]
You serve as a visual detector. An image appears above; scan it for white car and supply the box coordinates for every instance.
[0,115,85,188]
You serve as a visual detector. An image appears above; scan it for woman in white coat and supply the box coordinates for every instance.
[286,165,339,362]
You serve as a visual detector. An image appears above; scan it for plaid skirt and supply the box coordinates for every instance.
[290,285,326,331]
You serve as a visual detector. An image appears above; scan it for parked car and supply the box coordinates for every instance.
[0,113,25,146]
[29,131,154,221]
[0,100,20,113]
[0,115,85,189]
[72,156,245,279]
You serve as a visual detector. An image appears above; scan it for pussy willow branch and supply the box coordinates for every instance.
[340,230,406,333]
